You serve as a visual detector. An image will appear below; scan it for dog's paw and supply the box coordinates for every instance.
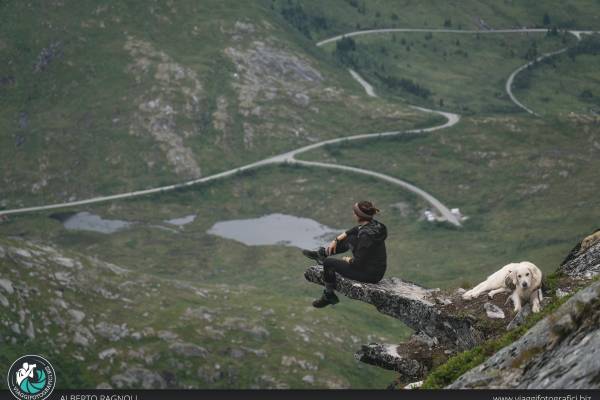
[488,292,495,299]
[532,304,541,313]
[514,305,522,313]
[463,292,478,300]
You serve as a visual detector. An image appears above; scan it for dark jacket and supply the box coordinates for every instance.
[344,219,387,272]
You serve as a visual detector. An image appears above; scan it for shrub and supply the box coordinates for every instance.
[279,0,330,38]
[374,72,432,99]
[580,89,594,100]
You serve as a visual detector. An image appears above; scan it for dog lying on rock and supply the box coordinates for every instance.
[462,261,543,313]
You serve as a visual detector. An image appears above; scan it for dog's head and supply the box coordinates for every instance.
[513,263,535,290]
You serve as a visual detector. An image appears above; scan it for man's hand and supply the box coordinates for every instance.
[326,240,337,256]
[342,256,352,263]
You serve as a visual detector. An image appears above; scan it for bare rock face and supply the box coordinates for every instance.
[559,240,600,279]
[448,280,600,389]
[124,36,203,178]
[304,266,483,350]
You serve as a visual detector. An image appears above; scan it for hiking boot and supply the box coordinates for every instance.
[302,247,326,265]
[312,290,339,308]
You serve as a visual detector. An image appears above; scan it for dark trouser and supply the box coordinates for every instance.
[321,234,385,292]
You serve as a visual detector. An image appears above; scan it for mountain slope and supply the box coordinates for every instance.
[0,0,431,209]
[0,235,402,388]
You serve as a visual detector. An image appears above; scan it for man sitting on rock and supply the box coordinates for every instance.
[302,201,388,308]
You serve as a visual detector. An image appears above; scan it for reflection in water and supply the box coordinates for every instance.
[60,212,132,234]
[165,214,197,226]
[207,213,340,249]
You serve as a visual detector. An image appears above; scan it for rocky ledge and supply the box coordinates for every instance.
[449,278,600,389]
[304,267,483,351]
[304,230,600,386]
[559,232,600,279]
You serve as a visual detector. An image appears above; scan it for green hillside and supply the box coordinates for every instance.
[1,0,600,390]
[271,0,600,40]
[513,34,600,116]
[0,236,402,388]
[320,30,575,113]
[0,0,431,208]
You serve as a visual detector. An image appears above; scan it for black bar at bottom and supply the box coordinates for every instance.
[1,389,599,400]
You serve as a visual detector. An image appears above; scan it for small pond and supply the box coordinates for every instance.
[52,212,132,234]
[207,213,340,249]
[165,214,197,226]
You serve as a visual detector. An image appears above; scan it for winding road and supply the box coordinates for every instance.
[505,47,569,115]
[319,27,596,115]
[316,28,596,47]
[1,27,596,226]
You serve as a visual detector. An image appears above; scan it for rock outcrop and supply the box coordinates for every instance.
[305,230,600,386]
[304,266,483,351]
[559,239,600,279]
[305,265,489,383]
[355,334,447,382]
[448,236,600,389]
[449,279,600,389]
[356,343,427,380]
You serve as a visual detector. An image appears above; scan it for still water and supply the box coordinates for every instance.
[58,212,132,234]
[165,214,197,226]
[207,213,340,249]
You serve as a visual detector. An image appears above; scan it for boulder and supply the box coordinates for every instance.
[559,241,600,279]
[355,342,430,381]
[169,342,208,358]
[506,304,532,331]
[0,294,8,308]
[0,278,14,294]
[484,302,505,319]
[111,366,166,389]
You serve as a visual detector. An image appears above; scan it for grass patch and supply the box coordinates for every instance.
[272,0,600,41]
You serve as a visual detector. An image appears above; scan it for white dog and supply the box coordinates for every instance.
[462,261,543,313]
